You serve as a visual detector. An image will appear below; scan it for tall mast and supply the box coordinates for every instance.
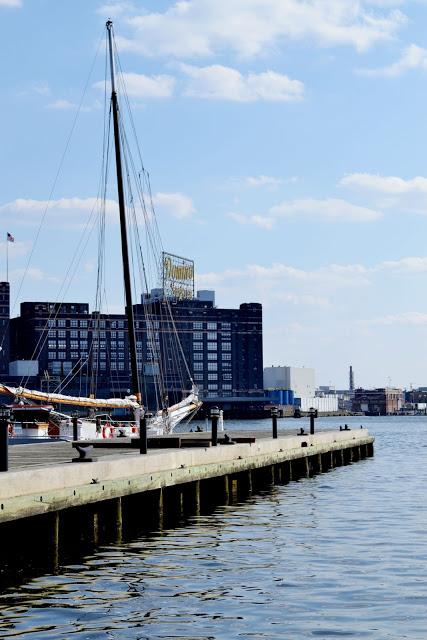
[106,20,141,405]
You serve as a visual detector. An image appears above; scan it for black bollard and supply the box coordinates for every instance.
[140,414,147,454]
[210,406,219,446]
[0,409,9,472]
[271,407,278,439]
[72,415,78,441]
[309,407,316,435]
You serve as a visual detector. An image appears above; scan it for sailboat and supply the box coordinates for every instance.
[0,21,202,442]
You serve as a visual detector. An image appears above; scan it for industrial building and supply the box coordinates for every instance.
[4,286,264,416]
[352,388,404,415]
[264,365,315,399]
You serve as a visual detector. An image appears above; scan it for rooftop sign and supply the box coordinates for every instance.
[162,252,194,300]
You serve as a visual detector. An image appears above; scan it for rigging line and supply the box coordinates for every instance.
[7,29,105,349]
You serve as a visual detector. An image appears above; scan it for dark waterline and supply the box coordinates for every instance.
[0,416,425,639]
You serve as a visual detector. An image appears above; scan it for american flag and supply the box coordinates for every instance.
[7,232,14,243]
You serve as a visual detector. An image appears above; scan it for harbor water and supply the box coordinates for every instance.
[0,415,425,639]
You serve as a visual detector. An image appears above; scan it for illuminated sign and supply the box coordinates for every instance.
[162,252,194,300]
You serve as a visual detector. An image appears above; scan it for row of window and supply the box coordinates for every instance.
[47,319,127,329]
[193,322,231,330]
[194,373,232,381]
[193,342,231,352]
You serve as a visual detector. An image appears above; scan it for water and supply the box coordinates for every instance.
[0,415,426,639]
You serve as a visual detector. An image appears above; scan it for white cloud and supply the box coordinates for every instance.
[244,175,284,188]
[358,43,427,77]
[369,312,427,325]
[229,212,275,229]
[46,99,77,110]
[340,172,427,214]
[180,64,304,102]
[153,192,196,219]
[341,172,427,194]
[96,2,134,17]
[0,0,21,7]
[269,197,382,222]
[94,72,175,98]
[0,197,118,227]
[117,0,406,58]
[10,267,59,283]
[377,256,427,273]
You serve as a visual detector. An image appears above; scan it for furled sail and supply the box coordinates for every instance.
[0,384,140,409]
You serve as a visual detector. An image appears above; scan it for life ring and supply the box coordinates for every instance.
[131,426,137,434]
[8,423,14,437]
[102,423,114,439]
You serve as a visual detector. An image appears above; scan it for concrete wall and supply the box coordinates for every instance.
[300,396,339,412]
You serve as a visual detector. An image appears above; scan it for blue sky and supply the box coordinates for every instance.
[2,0,427,389]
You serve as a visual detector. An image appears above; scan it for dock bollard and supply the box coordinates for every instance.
[72,414,78,441]
[271,406,278,439]
[309,407,317,435]
[210,406,219,446]
[0,407,9,472]
[140,415,147,455]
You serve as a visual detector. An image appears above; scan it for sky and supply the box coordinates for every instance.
[2,0,427,389]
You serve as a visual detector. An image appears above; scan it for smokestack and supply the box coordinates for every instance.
[349,365,354,392]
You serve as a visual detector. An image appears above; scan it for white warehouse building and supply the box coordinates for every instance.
[264,366,315,399]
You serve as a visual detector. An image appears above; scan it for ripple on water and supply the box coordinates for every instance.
[0,417,427,639]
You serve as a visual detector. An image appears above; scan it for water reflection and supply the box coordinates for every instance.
[0,416,426,638]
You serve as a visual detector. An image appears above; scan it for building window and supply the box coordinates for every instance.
[221,322,231,330]
[99,320,106,329]
[100,352,106,360]
[194,362,203,371]
[193,353,203,361]
[111,351,117,360]
[58,330,66,338]
[70,330,78,338]
[207,342,217,351]
[207,353,217,361]
[194,373,203,381]
[58,340,66,349]
[48,319,55,327]
[207,332,217,340]
[70,340,78,349]
[111,341,116,350]
[222,361,231,370]
[208,373,217,381]
[80,330,88,338]
[208,384,218,390]
[193,342,203,351]
[80,320,88,328]
[118,362,124,370]
[48,329,56,337]
[118,331,124,339]
[70,352,79,359]
[70,319,78,327]
[222,353,231,360]
[118,340,124,348]
[111,362,117,370]
[100,362,106,370]
[221,332,231,339]
[222,342,231,351]
[100,341,106,349]
[80,341,88,349]
[99,331,106,338]
[222,384,232,390]
[193,322,203,330]
[48,340,56,349]
[58,352,66,360]
[208,362,217,371]
[223,373,232,380]
[57,319,66,327]
[118,321,124,329]
[111,331,116,338]
[118,352,124,360]
[48,352,56,360]
[193,332,203,340]
[207,322,217,330]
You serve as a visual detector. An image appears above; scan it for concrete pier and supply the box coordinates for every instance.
[0,428,374,583]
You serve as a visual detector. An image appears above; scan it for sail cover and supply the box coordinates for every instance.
[0,384,140,409]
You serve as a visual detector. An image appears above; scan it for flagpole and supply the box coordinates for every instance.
[6,233,8,283]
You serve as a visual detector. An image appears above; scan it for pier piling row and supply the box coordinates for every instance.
[0,429,373,581]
